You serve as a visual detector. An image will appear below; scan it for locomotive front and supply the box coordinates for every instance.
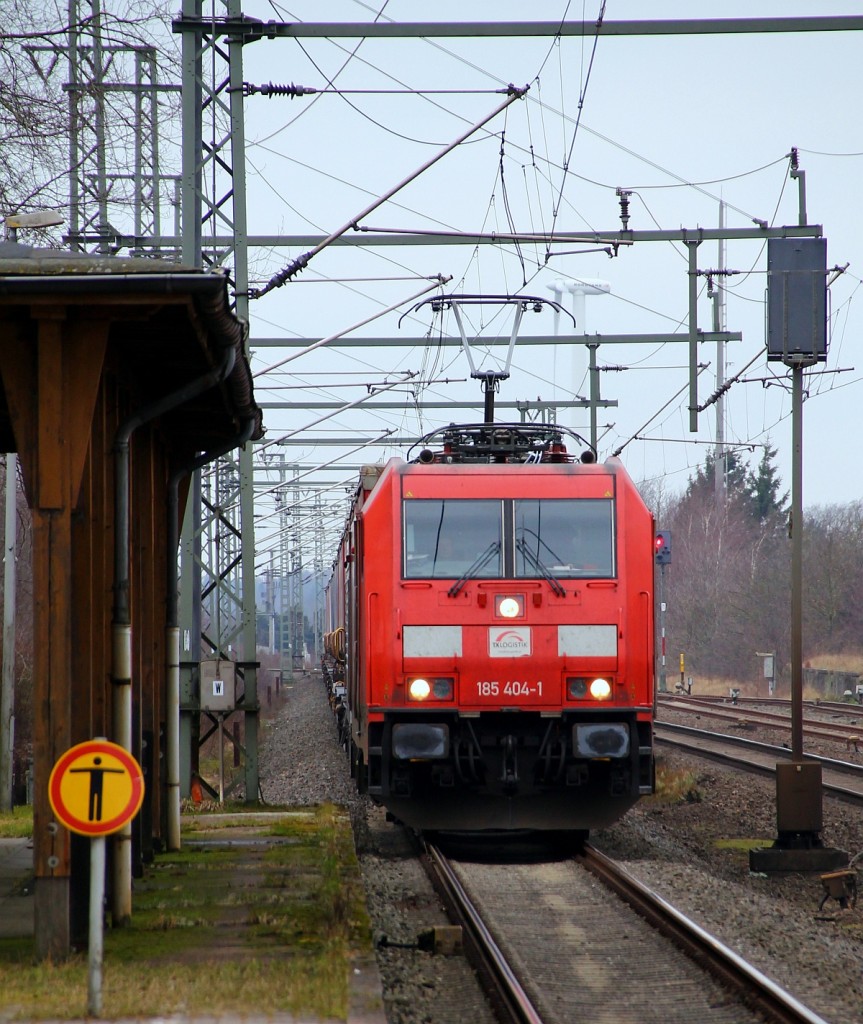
[336,424,655,833]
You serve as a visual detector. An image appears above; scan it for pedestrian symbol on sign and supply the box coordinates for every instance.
[49,740,144,837]
[69,756,125,822]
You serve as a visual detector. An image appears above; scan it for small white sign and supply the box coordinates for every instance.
[213,679,224,697]
[489,627,531,658]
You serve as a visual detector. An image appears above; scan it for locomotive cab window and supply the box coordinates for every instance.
[403,499,503,578]
[514,498,614,578]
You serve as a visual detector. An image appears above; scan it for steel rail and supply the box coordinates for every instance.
[422,841,544,1024]
[658,697,863,745]
[578,844,830,1024]
[659,693,863,718]
[658,721,863,775]
[655,723,863,804]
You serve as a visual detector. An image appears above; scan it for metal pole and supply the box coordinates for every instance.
[218,712,225,803]
[790,365,804,761]
[180,0,202,266]
[587,343,599,452]
[0,454,16,811]
[87,836,106,1017]
[687,240,700,432]
[658,564,666,693]
[714,202,726,506]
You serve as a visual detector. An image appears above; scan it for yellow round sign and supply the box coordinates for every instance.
[49,740,144,837]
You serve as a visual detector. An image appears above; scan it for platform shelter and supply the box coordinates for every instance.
[0,243,262,958]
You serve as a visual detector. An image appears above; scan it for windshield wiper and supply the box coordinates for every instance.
[515,537,566,597]
[448,541,501,597]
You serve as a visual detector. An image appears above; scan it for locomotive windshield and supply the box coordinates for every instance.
[514,499,614,578]
[403,499,503,578]
[403,497,614,579]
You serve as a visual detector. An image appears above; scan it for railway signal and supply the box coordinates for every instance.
[654,531,672,565]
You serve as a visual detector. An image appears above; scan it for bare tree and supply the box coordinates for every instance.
[803,502,863,653]
[1,0,181,247]
[660,441,863,686]
[661,447,792,682]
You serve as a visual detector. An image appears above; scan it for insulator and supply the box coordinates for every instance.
[616,187,632,230]
[258,82,315,99]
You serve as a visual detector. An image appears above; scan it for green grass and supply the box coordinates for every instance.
[714,837,772,851]
[646,759,703,805]
[0,806,33,838]
[0,803,373,1021]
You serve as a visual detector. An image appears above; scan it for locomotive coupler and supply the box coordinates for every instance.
[500,734,519,793]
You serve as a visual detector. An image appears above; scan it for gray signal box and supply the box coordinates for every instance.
[766,237,827,365]
[200,659,236,711]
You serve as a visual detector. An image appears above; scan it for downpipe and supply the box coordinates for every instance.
[164,414,256,852]
[111,342,236,926]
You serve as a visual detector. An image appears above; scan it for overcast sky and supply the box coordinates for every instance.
[234,2,862,538]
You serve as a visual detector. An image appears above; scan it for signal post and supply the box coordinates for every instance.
[749,238,845,873]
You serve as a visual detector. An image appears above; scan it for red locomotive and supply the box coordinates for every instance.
[324,422,655,832]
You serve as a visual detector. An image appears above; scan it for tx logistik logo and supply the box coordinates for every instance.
[489,627,531,657]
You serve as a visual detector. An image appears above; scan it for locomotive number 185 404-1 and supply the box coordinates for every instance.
[475,680,543,697]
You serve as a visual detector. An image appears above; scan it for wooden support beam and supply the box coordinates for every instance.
[12,310,108,958]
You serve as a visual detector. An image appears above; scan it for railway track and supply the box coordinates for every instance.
[659,693,863,718]
[421,837,829,1024]
[657,694,863,748]
[655,723,863,806]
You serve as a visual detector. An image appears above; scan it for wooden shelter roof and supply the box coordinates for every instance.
[0,242,263,458]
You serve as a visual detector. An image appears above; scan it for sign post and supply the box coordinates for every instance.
[48,739,144,1016]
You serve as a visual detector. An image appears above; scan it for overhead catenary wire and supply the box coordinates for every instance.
[246,9,859,524]
[258,5,823,232]
[253,278,451,377]
[257,375,416,456]
[243,30,794,342]
[545,0,607,257]
[250,86,529,296]
[243,82,519,96]
[612,364,712,458]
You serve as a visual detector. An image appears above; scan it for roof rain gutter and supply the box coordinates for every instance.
[110,289,245,926]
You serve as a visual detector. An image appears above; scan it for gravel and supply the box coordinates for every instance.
[259,674,496,1024]
[259,674,863,1024]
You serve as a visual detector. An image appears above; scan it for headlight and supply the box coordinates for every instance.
[407,677,454,702]
[589,677,612,700]
[408,678,431,700]
[495,594,524,619]
[566,677,613,700]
